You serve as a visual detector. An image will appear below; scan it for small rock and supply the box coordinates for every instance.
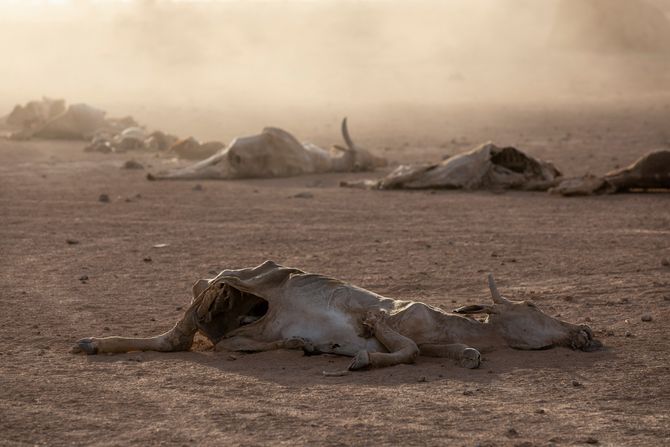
[78,275,89,281]
[572,380,582,387]
[153,243,169,248]
[535,408,546,414]
[227,355,237,361]
[98,194,110,203]
[193,184,203,191]
[584,436,599,444]
[417,376,428,383]
[103,327,110,331]
[625,331,633,337]
[127,355,143,362]
[463,390,474,396]
[66,239,79,245]
[175,306,183,311]
[292,192,314,199]
[506,428,519,438]
[122,160,144,170]
[641,314,653,322]
[143,257,152,263]
[584,316,592,322]
[661,258,669,267]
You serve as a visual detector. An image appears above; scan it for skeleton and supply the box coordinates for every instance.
[146,118,387,180]
[342,143,562,191]
[551,150,670,196]
[72,261,601,372]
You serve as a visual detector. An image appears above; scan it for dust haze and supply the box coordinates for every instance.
[1,0,670,137]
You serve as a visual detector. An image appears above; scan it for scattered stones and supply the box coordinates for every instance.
[98,193,110,203]
[122,160,144,170]
[192,184,203,191]
[292,191,314,199]
[641,314,653,322]
[66,239,79,245]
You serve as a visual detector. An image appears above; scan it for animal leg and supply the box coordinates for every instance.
[72,310,198,355]
[72,278,223,355]
[349,310,419,370]
[418,343,481,369]
[215,336,313,353]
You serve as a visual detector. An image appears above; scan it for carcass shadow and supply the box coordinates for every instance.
[82,342,616,388]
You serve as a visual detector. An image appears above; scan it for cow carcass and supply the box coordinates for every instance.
[147,118,387,180]
[342,143,562,191]
[72,261,601,373]
[551,150,670,196]
[5,98,138,141]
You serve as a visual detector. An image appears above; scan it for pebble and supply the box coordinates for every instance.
[98,193,110,203]
[417,376,428,383]
[463,390,474,396]
[625,331,633,337]
[506,428,519,438]
[122,160,144,170]
[572,380,582,387]
[292,192,314,199]
[641,314,653,322]
[66,239,79,245]
[584,436,599,444]
[143,257,152,263]
[661,258,669,267]
[78,275,89,281]
[535,408,546,414]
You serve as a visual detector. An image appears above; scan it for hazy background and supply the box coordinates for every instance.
[1,0,669,139]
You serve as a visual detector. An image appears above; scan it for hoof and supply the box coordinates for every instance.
[72,338,98,355]
[459,348,481,369]
[348,350,370,371]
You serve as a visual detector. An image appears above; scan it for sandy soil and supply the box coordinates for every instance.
[1,101,669,446]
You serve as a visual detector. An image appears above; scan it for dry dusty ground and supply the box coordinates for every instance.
[1,101,669,446]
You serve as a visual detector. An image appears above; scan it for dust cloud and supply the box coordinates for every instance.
[1,0,669,137]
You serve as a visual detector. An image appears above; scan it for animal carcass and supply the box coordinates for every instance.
[72,261,601,373]
[342,143,561,191]
[147,119,387,180]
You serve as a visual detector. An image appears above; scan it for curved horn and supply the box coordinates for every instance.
[488,274,510,305]
[341,117,355,150]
